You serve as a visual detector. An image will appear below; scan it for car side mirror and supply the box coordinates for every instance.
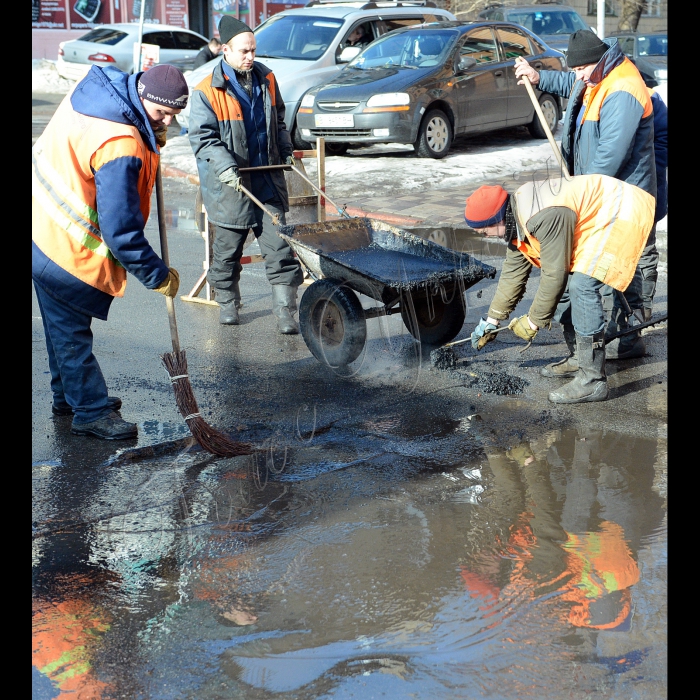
[457,56,477,72]
[339,46,362,63]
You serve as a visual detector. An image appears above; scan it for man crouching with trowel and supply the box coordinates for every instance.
[466,174,654,404]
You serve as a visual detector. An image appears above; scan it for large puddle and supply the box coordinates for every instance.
[32,424,666,699]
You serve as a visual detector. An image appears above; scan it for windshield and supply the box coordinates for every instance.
[506,10,588,35]
[348,30,456,70]
[254,14,343,60]
[638,34,667,56]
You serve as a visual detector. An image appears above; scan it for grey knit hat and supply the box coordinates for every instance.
[137,64,189,109]
[566,30,608,68]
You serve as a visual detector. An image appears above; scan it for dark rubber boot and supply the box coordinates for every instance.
[548,331,608,404]
[272,285,300,335]
[540,325,578,378]
[605,308,645,360]
[71,411,138,440]
[218,283,242,325]
[53,396,122,416]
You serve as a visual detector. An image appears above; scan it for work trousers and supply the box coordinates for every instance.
[207,199,303,303]
[553,272,605,337]
[33,282,112,424]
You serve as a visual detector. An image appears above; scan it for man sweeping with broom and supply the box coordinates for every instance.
[32,64,187,440]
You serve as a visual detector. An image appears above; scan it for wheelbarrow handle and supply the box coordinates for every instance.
[238,165,292,173]
[289,164,352,219]
[239,164,352,219]
[238,182,281,225]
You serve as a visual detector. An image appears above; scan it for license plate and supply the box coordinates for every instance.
[314,114,354,127]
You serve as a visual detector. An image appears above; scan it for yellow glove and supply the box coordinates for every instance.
[508,314,538,342]
[285,155,296,166]
[154,126,168,148]
[154,268,180,297]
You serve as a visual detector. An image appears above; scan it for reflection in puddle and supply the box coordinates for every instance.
[32,426,666,698]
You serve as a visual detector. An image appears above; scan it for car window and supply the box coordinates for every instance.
[617,36,635,55]
[639,35,667,56]
[495,26,535,59]
[506,10,587,36]
[349,29,456,69]
[254,14,343,60]
[143,31,177,50]
[459,28,498,64]
[173,31,206,51]
[78,27,128,45]
[378,17,426,34]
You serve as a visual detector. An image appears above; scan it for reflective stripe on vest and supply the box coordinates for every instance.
[513,175,654,291]
[32,95,157,297]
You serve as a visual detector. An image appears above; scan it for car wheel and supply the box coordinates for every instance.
[325,142,349,156]
[293,123,313,150]
[299,279,367,367]
[528,93,559,139]
[414,109,453,159]
[400,288,465,346]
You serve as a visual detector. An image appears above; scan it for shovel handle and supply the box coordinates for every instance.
[517,59,570,179]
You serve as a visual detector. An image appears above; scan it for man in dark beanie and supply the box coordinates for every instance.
[188,16,302,333]
[514,29,655,363]
[32,63,187,439]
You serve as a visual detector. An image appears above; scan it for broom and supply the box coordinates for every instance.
[155,164,253,457]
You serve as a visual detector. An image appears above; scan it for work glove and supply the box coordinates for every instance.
[285,155,296,166]
[219,166,242,191]
[154,126,168,148]
[471,317,499,351]
[509,314,538,342]
[153,267,180,298]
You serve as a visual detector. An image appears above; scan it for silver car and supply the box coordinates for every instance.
[176,1,456,148]
[56,22,209,82]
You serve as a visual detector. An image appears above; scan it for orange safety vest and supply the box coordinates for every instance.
[580,57,654,126]
[32,93,158,298]
[560,520,640,630]
[512,174,654,292]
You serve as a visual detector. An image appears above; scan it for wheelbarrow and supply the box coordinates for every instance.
[277,217,497,367]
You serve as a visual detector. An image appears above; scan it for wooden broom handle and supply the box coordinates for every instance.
[155,164,181,354]
[519,63,570,179]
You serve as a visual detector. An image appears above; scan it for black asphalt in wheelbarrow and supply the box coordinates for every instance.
[278,217,496,367]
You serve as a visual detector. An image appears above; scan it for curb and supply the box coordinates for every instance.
[160,165,428,228]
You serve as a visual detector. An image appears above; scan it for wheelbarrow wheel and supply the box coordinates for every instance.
[299,279,367,367]
[401,289,466,346]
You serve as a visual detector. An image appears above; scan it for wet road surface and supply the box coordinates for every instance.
[32,112,667,699]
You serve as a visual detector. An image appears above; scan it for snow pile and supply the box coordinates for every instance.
[32,59,75,94]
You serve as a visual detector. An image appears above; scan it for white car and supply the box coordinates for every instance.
[56,22,209,82]
[177,0,456,149]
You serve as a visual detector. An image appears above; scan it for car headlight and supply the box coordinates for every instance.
[654,68,667,80]
[366,93,410,108]
[301,94,315,108]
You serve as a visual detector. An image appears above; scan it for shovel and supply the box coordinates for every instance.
[516,57,570,179]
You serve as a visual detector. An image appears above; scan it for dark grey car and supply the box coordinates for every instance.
[607,31,667,88]
[296,21,566,158]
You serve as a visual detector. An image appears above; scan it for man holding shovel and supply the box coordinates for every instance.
[466,174,654,404]
[514,30,656,362]
[188,16,303,332]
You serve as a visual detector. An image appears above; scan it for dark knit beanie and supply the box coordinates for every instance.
[219,16,253,44]
[464,186,509,228]
[566,30,608,68]
[137,64,189,109]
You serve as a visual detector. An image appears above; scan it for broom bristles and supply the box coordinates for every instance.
[161,349,253,457]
